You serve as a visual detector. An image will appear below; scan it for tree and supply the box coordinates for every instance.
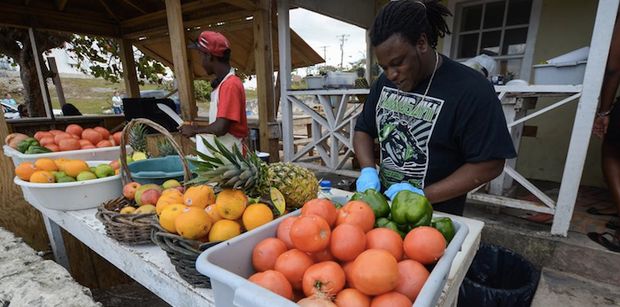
[0,28,70,117]
[0,27,167,117]
[68,36,166,85]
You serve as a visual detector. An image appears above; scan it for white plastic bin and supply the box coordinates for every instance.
[325,71,356,88]
[14,161,122,211]
[196,210,469,307]
[305,76,325,89]
[532,61,586,85]
[3,145,129,166]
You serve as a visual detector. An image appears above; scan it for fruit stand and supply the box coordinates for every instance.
[19,186,482,307]
[4,119,485,306]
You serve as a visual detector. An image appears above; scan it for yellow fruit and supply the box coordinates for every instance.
[205,204,222,223]
[34,158,58,171]
[162,188,183,197]
[208,219,242,242]
[135,204,156,214]
[62,160,90,177]
[175,207,212,240]
[215,189,248,220]
[183,185,216,209]
[54,158,69,170]
[120,206,136,214]
[156,193,184,215]
[242,203,274,231]
[15,162,37,181]
[29,171,55,183]
[159,204,187,233]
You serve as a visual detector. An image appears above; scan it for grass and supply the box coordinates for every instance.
[2,76,248,116]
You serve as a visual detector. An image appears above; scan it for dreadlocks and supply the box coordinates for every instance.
[370,0,452,49]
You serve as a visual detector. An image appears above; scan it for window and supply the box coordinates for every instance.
[452,0,534,79]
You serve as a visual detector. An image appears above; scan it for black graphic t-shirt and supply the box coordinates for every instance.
[355,55,516,215]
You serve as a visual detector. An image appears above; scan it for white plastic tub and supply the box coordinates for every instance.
[532,61,587,85]
[3,145,129,166]
[196,210,469,307]
[14,161,122,211]
[305,76,325,89]
[325,71,356,88]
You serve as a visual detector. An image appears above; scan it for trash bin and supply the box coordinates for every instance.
[458,244,540,307]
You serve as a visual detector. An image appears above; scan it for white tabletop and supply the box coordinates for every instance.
[27,188,483,307]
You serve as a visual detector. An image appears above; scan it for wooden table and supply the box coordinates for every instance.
[24,188,482,307]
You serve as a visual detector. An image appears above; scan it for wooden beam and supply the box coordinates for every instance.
[121,0,148,14]
[253,0,277,160]
[119,39,140,98]
[222,0,257,10]
[278,0,294,161]
[28,28,53,119]
[47,57,67,107]
[55,0,69,11]
[122,9,253,39]
[165,0,196,121]
[98,0,120,22]
[0,3,121,37]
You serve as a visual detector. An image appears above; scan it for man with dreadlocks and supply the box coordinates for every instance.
[354,0,516,215]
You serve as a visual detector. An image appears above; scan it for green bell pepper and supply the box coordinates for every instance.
[375,217,405,237]
[17,137,39,153]
[351,189,390,218]
[431,217,455,243]
[390,190,433,228]
[25,145,51,154]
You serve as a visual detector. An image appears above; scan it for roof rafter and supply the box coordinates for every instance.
[55,0,69,11]
[120,0,148,14]
[98,0,120,22]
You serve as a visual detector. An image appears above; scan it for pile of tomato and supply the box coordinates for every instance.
[249,198,448,306]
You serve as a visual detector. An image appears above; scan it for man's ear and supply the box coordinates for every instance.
[416,33,430,54]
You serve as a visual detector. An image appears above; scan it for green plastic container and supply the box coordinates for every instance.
[128,155,191,185]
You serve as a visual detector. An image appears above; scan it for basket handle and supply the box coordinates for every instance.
[119,118,192,185]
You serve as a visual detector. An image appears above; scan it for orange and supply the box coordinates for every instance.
[215,189,248,220]
[175,207,212,240]
[205,204,222,223]
[242,203,274,231]
[183,185,216,209]
[30,171,55,183]
[34,158,58,172]
[156,193,184,215]
[15,162,38,181]
[159,204,187,233]
[62,160,90,177]
[208,219,241,242]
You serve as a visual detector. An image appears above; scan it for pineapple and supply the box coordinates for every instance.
[128,123,147,154]
[156,139,176,157]
[188,137,318,209]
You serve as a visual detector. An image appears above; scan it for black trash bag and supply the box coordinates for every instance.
[458,244,540,307]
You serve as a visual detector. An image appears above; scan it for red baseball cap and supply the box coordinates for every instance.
[191,31,230,57]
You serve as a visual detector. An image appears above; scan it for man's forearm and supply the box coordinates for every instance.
[424,160,505,204]
[353,131,376,168]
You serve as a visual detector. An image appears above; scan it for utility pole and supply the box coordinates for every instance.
[319,45,328,64]
[337,34,349,69]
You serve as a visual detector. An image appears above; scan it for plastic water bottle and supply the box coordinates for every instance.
[318,180,333,199]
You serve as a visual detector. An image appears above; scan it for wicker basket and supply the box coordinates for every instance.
[96,118,192,245]
[151,224,219,287]
[96,197,155,245]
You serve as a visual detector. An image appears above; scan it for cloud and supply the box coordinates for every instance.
[290,8,367,67]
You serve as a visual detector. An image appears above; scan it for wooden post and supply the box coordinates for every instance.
[278,0,293,162]
[47,57,66,107]
[119,39,140,98]
[28,28,53,119]
[165,0,196,121]
[253,0,278,161]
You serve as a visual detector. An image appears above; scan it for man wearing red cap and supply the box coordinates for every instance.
[180,31,248,152]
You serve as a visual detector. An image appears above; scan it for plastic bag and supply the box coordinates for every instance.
[458,244,540,307]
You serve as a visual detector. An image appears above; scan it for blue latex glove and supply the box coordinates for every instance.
[356,167,381,192]
[384,182,425,201]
